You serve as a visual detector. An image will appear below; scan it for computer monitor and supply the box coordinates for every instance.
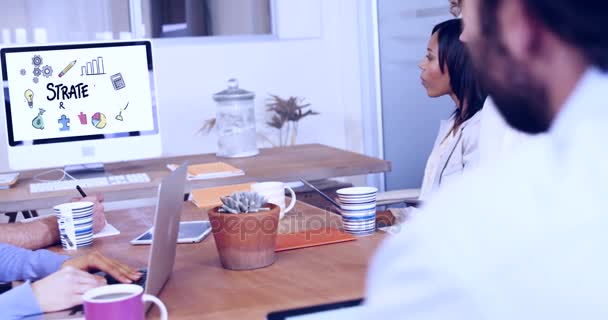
[0,41,161,171]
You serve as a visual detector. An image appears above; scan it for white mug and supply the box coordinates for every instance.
[251,182,296,219]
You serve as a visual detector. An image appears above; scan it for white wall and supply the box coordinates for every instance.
[0,0,368,173]
[154,0,364,158]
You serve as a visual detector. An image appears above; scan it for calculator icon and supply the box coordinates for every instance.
[111,73,126,91]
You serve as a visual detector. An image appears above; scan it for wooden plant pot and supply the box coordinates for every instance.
[208,204,280,270]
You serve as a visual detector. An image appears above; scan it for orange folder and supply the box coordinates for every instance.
[167,162,244,180]
[275,228,356,252]
[187,162,243,176]
[190,182,254,208]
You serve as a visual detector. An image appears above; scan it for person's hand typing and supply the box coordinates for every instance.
[62,251,142,284]
[31,266,106,312]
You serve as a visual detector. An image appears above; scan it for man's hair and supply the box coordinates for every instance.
[481,0,608,70]
[433,19,487,131]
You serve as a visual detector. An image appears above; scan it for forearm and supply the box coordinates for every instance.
[0,216,59,250]
[0,243,68,282]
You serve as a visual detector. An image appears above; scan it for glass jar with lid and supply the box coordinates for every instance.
[212,79,259,158]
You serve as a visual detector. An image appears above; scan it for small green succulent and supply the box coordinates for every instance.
[219,191,269,214]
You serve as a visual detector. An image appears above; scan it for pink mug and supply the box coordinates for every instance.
[83,284,168,320]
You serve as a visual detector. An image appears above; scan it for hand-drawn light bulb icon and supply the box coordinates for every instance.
[24,89,34,108]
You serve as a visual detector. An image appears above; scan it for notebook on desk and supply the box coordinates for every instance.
[167,162,244,181]
[190,182,254,208]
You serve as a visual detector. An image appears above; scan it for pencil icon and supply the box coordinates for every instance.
[58,60,76,78]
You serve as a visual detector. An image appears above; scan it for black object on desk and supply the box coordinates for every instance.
[267,298,364,319]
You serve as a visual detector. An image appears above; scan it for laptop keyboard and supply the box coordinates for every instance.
[101,268,148,288]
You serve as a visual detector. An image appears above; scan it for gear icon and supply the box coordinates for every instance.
[42,65,53,78]
[33,68,41,77]
[20,69,26,76]
[32,55,43,67]
[33,77,39,84]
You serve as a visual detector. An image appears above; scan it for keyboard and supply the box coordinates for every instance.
[29,173,151,193]
[102,268,148,288]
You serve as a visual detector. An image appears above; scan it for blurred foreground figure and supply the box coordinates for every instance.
[364,0,608,319]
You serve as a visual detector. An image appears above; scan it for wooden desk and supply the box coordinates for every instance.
[56,201,386,320]
[0,144,390,212]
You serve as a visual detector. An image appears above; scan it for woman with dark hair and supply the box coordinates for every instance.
[416,18,487,200]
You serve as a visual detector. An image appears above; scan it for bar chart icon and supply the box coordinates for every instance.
[81,57,105,76]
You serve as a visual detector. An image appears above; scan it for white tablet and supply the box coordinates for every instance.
[130,220,212,245]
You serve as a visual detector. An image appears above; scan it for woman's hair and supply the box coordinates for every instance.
[432,19,487,131]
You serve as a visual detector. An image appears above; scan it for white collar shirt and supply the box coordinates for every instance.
[363,68,608,320]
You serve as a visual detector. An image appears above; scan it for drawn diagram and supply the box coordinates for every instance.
[59,60,77,78]
[81,57,105,76]
[31,55,45,84]
[78,112,87,125]
[32,55,43,67]
[110,73,126,91]
[91,112,107,129]
[20,69,26,76]
[42,65,53,78]
[24,89,34,108]
[58,115,70,131]
[115,102,129,121]
[32,109,46,130]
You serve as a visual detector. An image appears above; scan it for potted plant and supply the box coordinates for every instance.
[208,192,280,270]
[265,95,319,147]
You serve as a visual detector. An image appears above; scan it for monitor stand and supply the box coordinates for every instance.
[64,163,106,179]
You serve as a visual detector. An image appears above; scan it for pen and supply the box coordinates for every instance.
[59,60,76,78]
[76,185,87,198]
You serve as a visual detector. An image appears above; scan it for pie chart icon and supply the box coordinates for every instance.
[91,112,107,129]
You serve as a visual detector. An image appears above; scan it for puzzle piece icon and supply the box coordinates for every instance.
[58,115,70,131]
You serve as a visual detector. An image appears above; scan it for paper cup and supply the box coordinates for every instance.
[337,187,378,236]
[54,202,95,250]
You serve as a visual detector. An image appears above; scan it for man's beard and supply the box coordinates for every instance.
[468,33,552,134]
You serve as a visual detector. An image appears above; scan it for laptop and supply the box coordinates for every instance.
[136,162,187,300]
[30,164,188,319]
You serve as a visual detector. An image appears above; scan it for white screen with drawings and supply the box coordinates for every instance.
[4,44,155,143]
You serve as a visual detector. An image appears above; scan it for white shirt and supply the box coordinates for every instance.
[420,130,455,200]
[364,67,608,319]
[478,97,531,165]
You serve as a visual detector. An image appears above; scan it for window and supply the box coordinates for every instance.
[142,0,272,38]
[0,0,132,44]
[0,0,273,45]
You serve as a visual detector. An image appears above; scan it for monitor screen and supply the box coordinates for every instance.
[1,41,158,147]
[0,41,162,171]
